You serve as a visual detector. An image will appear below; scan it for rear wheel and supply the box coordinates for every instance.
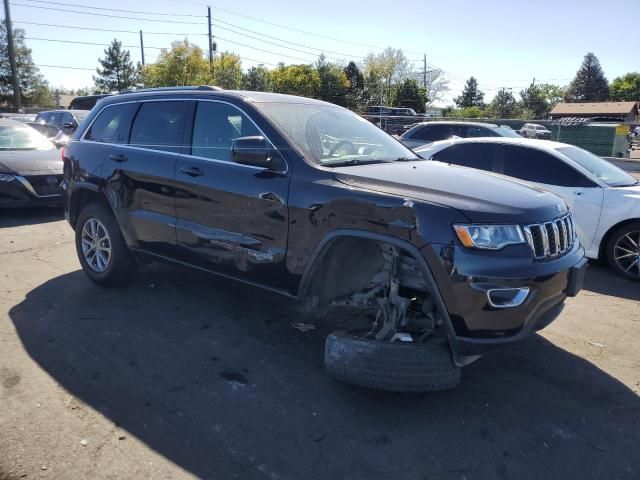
[606,222,640,281]
[324,331,461,392]
[75,203,137,286]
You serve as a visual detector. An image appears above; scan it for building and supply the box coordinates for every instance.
[549,101,638,122]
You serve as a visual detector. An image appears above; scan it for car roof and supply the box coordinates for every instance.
[414,136,567,155]
[107,88,338,108]
[37,109,90,114]
[410,120,499,128]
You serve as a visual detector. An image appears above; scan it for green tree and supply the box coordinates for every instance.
[519,82,548,118]
[316,54,349,106]
[393,79,428,113]
[454,77,484,108]
[94,39,139,93]
[487,88,517,118]
[270,63,320,98]
[448,106,485,118]
[242,65,271,91]
[565,52,609,102]
[610,72,640,101]
[343,61,364,110]
[0,25,49,107]
[212,53,242,89]
[363,47,411,105]
[141,40,211,87]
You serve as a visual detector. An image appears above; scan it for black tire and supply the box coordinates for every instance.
[75,202,137,286]
[324,331,461,392]
[606,222,640,281]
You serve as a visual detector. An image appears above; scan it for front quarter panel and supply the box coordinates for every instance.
[589,186,640,257]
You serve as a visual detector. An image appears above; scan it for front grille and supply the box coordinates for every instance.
[24,175,63,196]
[523,213,575,260]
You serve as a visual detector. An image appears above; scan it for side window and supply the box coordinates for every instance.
[503,146,594,187]
[191,102,261,161]
[466,126,497,137]
[48,112,64,126]
[130,101,190,153]
[85,103,138,144]
[62,112,74,126]
[411,125,452,141]
[432,143,500,172]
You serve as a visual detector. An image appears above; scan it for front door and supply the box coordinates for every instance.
[173,100,290,288]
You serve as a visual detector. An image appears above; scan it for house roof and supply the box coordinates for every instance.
[550,101,638,116]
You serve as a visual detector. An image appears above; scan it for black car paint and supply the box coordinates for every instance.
[63,89,586,360]
[0,148,63,207]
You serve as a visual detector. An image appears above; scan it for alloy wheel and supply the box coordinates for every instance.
[613,231,640,278]
[81,217,112,273]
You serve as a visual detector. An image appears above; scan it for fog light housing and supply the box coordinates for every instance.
[487,287,530,308]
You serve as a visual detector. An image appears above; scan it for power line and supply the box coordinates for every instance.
[215,35,321,63]
[14,20,208,36]
[11,2,206,24]
[25,36,165,50]
[35,63,94,71]
[18,0,205,17]
[211,19,361,60]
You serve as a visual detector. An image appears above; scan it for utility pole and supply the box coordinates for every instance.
[3,0,21,110]
[139,30,145,65]
[207,6,213,67]
[423,54,427,88]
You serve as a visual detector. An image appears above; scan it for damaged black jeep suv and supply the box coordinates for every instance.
[62,87,587,391]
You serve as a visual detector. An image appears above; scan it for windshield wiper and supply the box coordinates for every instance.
[323,158,392,167]
[393,156,424,162]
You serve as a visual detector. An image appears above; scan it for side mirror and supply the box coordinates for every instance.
[231,136,276,169]
[62,122,76,129]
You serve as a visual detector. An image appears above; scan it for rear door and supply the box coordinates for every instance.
[431,143,503,173]
[502,145,604,247]
[173,100,290,288]
[102,100,191,256]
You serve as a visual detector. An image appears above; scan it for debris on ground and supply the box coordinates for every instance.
[588,341,604,348]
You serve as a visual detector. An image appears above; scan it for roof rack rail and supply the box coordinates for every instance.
[118,85,223,95]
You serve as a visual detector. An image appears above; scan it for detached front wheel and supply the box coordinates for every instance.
[75,203,137,286]
[325,331,461,392]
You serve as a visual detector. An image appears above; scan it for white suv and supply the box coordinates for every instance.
[520,123,552,139]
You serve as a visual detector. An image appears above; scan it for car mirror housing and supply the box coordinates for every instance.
[231,136,278,170]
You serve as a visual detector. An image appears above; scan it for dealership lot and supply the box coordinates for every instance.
[0,208,638,480]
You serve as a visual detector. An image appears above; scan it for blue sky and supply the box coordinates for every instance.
[7,0,640,105]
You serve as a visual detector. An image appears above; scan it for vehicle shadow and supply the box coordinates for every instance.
[9,265,640,480]
[583,260,640,301]
[0,207,64,228]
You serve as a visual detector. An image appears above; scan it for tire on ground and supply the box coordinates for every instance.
[75,202,137,286]
[324,331,461,392]
[605,221,640,281]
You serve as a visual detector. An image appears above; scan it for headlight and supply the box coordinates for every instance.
[453,224,525,250]
[0,174,15,182]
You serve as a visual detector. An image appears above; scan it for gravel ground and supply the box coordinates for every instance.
[0,208,639,480]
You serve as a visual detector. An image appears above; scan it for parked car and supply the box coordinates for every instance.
[26,122,69,148]
[399,121,522,149]
[0,119,63,207]
[416,137,640,280]
[364,106,427,135]
[62,87,587,392]
[35,109,90,135]
[68,94,110,111]
[520,123,552,139]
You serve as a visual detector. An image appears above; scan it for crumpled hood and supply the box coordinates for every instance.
[332,160,567,224]
[0,149,62,176]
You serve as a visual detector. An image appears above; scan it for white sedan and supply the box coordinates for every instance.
[415,137,640,280]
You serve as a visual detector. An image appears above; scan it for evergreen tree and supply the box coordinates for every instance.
[343,61,364,110]
[393,79,428,113]
[487,88,516,118]
[242,65,271,91]
[565,52,609,102]
[94,39,139,93]
[454,77,484,108]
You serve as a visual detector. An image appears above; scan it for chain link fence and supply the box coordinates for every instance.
[361,114,640,159]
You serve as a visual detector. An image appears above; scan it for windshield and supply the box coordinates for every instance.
[0,126,53,150]
[491,126,522,138]
[73,111,90,123]
[557,146,636,187]
[254,102,420,166]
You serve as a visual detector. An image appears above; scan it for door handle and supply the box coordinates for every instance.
[109,153,128,163]
[574,190,584,196]
[180,166,205,177]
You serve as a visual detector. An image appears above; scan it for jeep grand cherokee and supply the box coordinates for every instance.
[62,86,587,392]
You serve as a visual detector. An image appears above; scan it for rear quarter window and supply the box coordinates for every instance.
[85,103,138,144]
